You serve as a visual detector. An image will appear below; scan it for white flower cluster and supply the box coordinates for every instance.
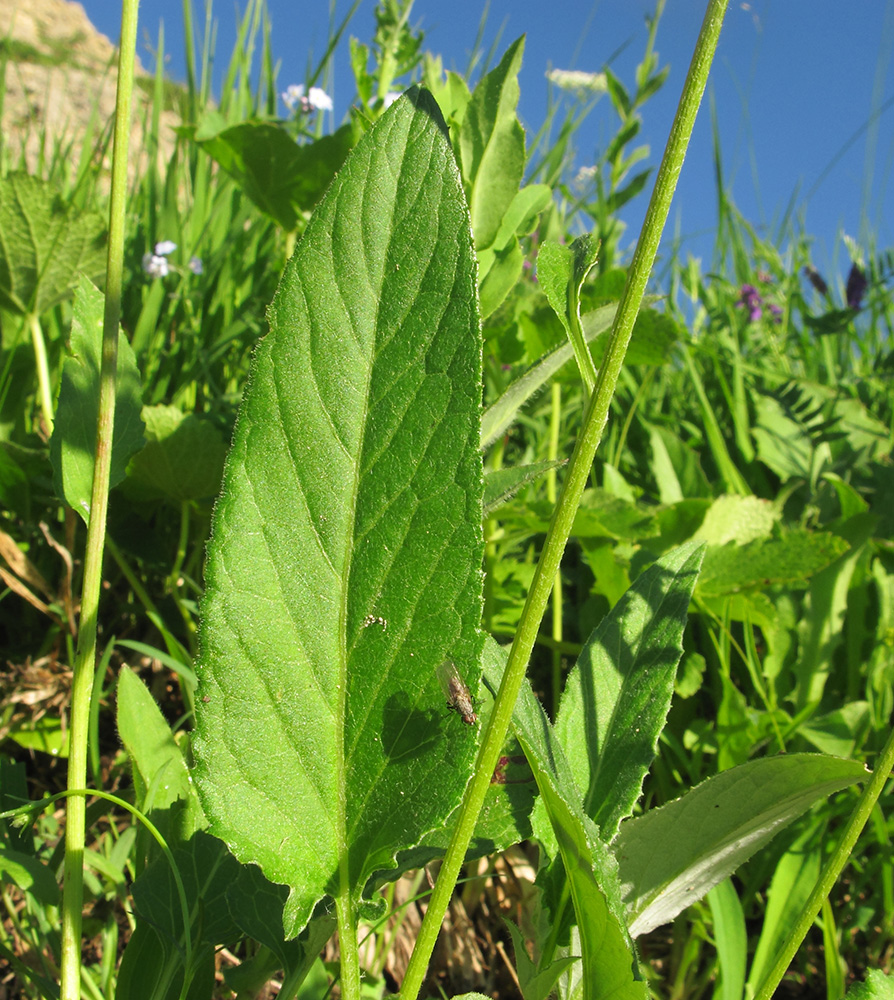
[281,84,334,114]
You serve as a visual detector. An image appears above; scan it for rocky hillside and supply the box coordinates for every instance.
[0,0,177,179]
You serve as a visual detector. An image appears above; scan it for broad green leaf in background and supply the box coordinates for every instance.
[0,173,106,316]
[504,916,578,1000]
[799,702,870,757]
[226,865,336,991]
[554,542,705,842]
[119,667,329,998]
[191,117,361,232]
[116,667,204,855]
[477,183,552,319]
[49,276,145,525]
[696,530,850,598]
[459,37,526,252]
[0,848,59,905]
[193,89,483,939]
[118,832,241,1000]
[510,489,657,543]
[481,639,649,1000]
[453,36,552,315]
[745,823,824,996]
[693,494,780,546]
[615,754,868,937]
[478,240,524,320]
[843,969,894,1000]
[794,512,877,709]
[121,404,227,505]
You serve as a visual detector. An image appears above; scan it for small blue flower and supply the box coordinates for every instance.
[188,256,203,275]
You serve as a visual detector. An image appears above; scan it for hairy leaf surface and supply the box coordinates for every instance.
[193,89,483,937]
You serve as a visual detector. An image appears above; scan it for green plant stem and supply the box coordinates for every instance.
[680,342,750,495]
[752,723,894,1000]
[398,3,729,996]
[566,264,598,395]
[58,1,139,997]
[335,889,361,1000]
[548,381,564,713]
[29,312,54,434]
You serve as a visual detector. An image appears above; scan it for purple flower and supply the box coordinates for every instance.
[845,263,867,309]
[803,265,828,296]
[188,256,203,275]
[736,283,763,322]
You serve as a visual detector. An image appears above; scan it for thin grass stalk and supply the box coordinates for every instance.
[58,0,139,995]
[28,313,54,434]
[398,2,730,996]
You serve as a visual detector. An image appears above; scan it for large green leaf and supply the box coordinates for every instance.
[193,89,483,938]
[697,530,850,598]
[116,667,204,855]
[844,970,894,1000]
[554,542,705,842]
[49,276,145,525]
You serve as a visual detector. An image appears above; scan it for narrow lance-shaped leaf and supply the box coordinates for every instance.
[193,89,483,938]
[459,36,526,251]
[615,754,868,937]
[554,541,705,841]
[482,639,648,1000]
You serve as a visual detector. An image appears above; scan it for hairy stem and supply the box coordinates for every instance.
[58,0,139,995]
[399,1,730,996]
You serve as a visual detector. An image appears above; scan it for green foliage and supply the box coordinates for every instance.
[190,116,362,232]
[2,0,893,997]
[616,755,867,936]
[121,405,226,505]
[193,89,484,939]
[49,277,145,524]
[0,173,106,315]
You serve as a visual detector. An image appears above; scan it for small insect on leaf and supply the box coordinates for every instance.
[437,660,478,726]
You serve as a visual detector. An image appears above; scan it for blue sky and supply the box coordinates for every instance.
[84,0,894,289]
